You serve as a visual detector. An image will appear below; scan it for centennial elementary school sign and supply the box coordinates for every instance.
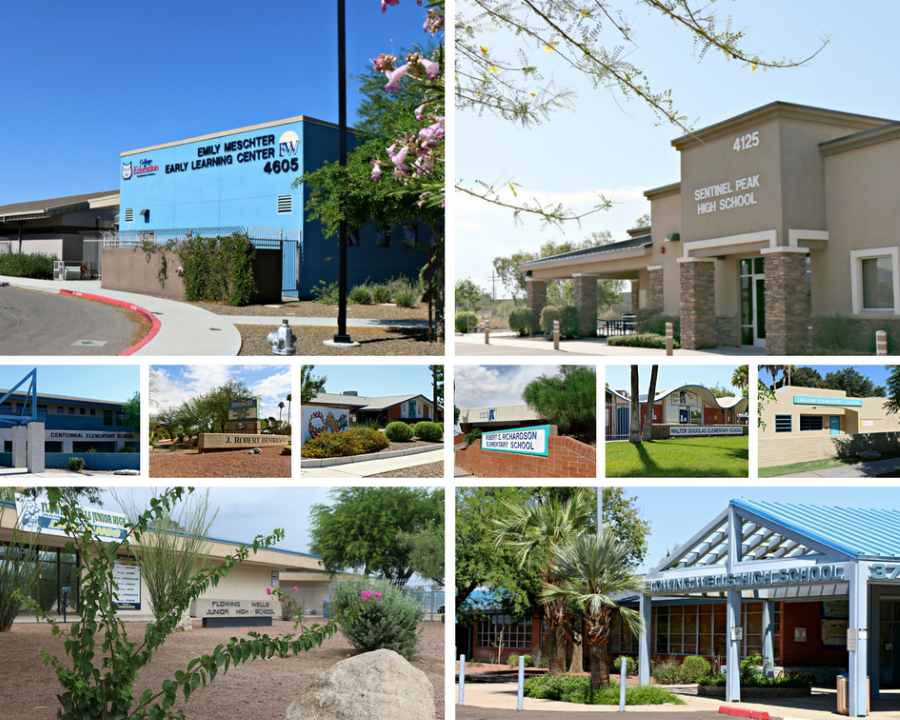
[481,424,550,457]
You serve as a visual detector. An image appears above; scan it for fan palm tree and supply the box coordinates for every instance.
[731,365,748,393]
[493,490,595,675]
[278,401,285,423]
[286,393,291,424]
[542,532,646,689]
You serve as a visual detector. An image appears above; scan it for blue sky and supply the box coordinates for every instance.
[0,364,138,403]
[606,365,743,396]
[770,365,895,392]
[150,364,291,421]
[622,487,900,574]
[309,364,437,399]
[456,1,900,292]
[454,364,572,408]
[1,0,432,203]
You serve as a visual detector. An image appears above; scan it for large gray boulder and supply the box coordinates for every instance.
[285,648,435,720]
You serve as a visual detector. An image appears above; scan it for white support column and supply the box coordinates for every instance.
[870,588,880,700]
[638,593,652,686]
[11,426,26,468]
[27,422,45,473]
[725,504,742,703]
[762,600,775,678]
[849,562,869,717]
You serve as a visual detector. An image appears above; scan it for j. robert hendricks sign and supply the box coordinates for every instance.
[650,564,845,592]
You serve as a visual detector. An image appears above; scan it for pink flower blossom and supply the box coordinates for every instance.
[371,163,383,181]
[293,586,298,592]
[372,54,396,73]
[419,58,440,80]
[266,588,272,595]
[389,144,409,167]
[384,64,409,93]
[381,0,400,13]
[415,104,426,122]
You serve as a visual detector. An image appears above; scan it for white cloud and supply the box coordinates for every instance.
[454,365,558,408]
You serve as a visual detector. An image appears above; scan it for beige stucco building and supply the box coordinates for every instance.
[521,102,900,355]
[759,385,900,468]
[0,498,333,622]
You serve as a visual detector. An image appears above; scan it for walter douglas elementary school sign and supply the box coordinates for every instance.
[481,424,551,457]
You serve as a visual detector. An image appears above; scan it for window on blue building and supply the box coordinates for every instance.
[375,225,390,248]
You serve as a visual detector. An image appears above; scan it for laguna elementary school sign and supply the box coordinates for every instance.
[481,424,551,457]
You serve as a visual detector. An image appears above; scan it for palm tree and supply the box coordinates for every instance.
[493,491,595,675]
[629,365,641,443]
[542,532,646,689]
[640,365,659,442]
[731,365,748,393]
[278,401,285,423]
[286,393,291,424]
[760,365,784,391]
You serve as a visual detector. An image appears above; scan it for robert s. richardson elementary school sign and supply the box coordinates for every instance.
[481,424,551,457]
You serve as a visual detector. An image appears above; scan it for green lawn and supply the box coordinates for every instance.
[606,437,748,478]
[759,450,900,478]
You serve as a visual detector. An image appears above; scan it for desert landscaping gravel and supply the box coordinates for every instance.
[238,325,444,356]
[149,445,290,478]
[0,619,444,720]
[370,461,444,478]
[188,299,432,321]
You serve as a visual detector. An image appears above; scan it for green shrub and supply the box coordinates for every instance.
[362,418,380,431]
[612,655,637,677]
[372,284,393,304]
[312,280,340,304]
[681,655,711,682]
[349,283,373,304]
[698,672,813,689]
[330,578,424,660]
[539,305,580,338]
[508,653,533,668]
[0,252,56,279]
[176,232,257,306]
[67,457,85,472]
[437,422,444,435]
[608,333,680,350]
[413,421,443,442]
[636,309,681,343]
[455,312,479,333]
[524,675,683,705]
[465,428,482,446]
[394,283,418,308]
[385,421,414,442]
[651,657,684,684]
[300,427,389,459]
[508,307,535,336]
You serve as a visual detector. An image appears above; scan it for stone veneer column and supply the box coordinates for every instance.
[630,278,640,312]
[11,426,26,468]
[27,422,45,473]
[679,259,717,349]
[573,273,598,337]
[763,249,810,356]
[525,277,547,330]
[647,266,664,311]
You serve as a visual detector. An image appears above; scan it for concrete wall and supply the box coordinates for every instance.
[101,246,281,304]
[759,430,900,468]
[454,435,596,478]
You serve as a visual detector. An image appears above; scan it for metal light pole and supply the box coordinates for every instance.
[329,0,357,347]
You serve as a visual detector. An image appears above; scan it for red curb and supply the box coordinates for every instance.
[718,706,769,720]
[59,289,161,356]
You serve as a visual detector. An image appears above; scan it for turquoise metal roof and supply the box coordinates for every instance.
[735,499,900,560]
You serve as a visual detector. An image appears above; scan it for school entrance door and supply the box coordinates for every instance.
[740,257,766,348]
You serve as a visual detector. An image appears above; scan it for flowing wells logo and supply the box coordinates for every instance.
[122,162,132,180]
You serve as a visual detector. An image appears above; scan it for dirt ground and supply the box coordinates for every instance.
[238,325,445,356]
[0,619,444,720]
[189,298,432,321]
[149,444,290,478]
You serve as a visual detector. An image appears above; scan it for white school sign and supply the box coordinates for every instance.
[481,424,551,457]
[670,426,743,436]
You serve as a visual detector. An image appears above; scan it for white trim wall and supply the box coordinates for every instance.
[849,246,900,316]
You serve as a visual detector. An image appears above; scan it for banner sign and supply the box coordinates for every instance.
[228,398,258,420]
[670,426,743,436]
[649,563,847,593]
[15,495,129,540]
[794,396,863,407]
[481,424,550,457]
[112,558,142,610]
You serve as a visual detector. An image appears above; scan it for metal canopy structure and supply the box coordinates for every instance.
[638,499,900,718]
[0,369,37,427]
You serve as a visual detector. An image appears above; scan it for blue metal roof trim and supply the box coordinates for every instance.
[734,499,900,560]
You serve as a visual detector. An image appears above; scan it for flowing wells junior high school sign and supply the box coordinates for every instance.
[481,424,551,457]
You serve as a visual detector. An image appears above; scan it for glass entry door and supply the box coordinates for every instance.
[740,258,766,348]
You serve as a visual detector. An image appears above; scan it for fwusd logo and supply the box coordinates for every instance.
[279,131,300,157]
[122,162,133,180]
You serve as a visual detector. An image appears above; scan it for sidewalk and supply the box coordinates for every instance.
[0,466,133,479]
[455,334,766,357]
[0,276,241,355]
[779,455,900,478]
[300,448,443,478]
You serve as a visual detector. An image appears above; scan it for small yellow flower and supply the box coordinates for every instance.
[530,92,537,97]
[480,46,489,56]
[488,66,499,73]
[751,64,758,73]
